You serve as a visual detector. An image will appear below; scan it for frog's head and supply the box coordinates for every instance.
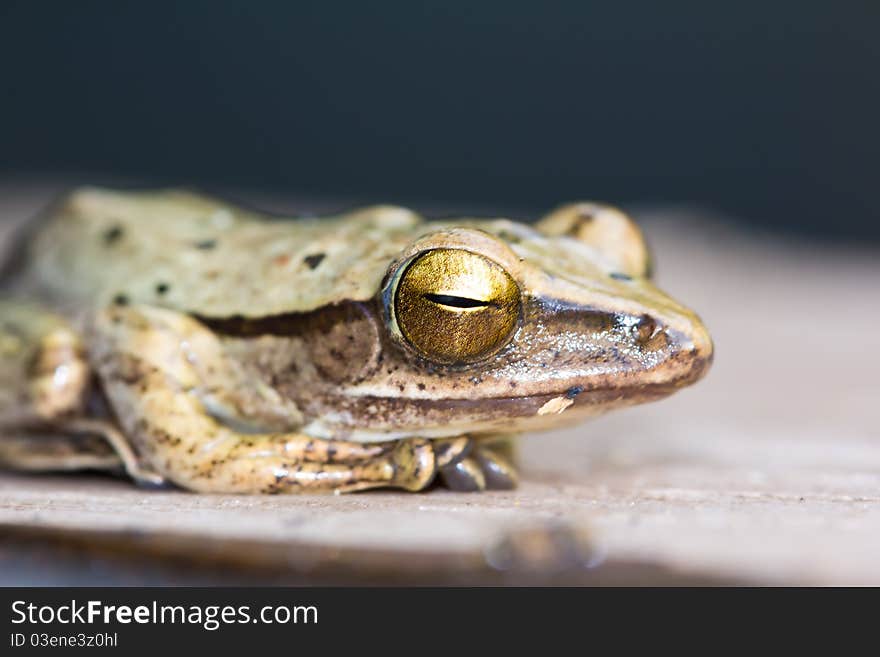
[305,203,712,440]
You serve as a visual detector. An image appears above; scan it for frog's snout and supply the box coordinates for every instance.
[666,317,714,385]
[691,321,714,367]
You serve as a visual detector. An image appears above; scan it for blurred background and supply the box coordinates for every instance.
[1,1,878,241]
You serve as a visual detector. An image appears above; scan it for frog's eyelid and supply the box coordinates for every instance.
[422,293,490,309]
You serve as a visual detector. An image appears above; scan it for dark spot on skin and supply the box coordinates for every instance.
[113,293,129,306]
[417,383,426,391]
[509,381,517,388]
[103,225,124,245]
[194,239,217,250]
[398,384,405,392]
[155,282,170,295]
[610,272,633,281]
[565,385,584,400]
[304,253,326,270]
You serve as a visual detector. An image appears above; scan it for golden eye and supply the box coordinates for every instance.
[393,248,521,364]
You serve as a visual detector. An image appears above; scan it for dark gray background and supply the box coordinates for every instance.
[1,2,877,240]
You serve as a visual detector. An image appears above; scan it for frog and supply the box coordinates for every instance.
[0,188,713,494]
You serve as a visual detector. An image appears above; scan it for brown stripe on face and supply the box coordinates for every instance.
[198,301,385,386]
[194,301,373,338]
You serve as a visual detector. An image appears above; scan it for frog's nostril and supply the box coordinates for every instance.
[632,314,662,346]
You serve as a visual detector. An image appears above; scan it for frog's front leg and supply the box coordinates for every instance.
[90,304,471,493]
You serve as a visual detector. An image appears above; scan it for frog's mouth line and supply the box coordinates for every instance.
[349,359,709,417]
[427,376,697,409]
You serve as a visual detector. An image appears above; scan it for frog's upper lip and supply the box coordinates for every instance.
[425,355,713,407]
[531,363,710,406]
[510,339,713,405]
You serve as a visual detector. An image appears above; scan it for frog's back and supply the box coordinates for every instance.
[16,188,426,318]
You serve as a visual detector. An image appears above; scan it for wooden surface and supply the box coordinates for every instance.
[1,182,878,585]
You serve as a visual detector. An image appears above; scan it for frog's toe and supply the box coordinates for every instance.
[475,447,518,490]
[440,457,486,491]
[387,437,437,492]
[432,435,472,468]
[439,444,518,492]
[131,471,174,490]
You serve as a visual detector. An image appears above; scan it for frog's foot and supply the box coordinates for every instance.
[65,419,168,489]
[0,428,121,473]
[333,437,444,494]
[336,435,499,494]
[0,301,89,424]
[438,437,519,492]
[0,422,167,488]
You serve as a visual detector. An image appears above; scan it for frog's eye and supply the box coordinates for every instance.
[393,248,521,364]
